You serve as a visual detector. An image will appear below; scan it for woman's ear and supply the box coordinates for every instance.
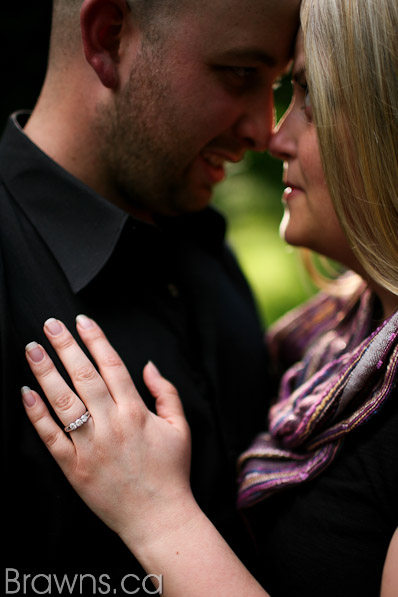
[80,0,130,89]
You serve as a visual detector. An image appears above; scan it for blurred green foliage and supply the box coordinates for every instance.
[214,153,316,326]
[214,78,316,326]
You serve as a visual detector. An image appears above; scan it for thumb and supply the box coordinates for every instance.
[143,362,189,430]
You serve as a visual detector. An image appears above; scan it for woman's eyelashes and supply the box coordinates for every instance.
[296,81,313,121]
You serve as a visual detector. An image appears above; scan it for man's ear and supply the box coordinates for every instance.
[80,0,130,89]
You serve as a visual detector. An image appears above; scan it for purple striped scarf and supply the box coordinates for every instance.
[237,286,398,508]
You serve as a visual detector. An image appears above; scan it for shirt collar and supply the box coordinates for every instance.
[0,112,227,292]
[0,112,129,293]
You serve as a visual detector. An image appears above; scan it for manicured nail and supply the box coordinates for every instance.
[21,386,36,407]
[76,314,94,330]
[25,342,45,363]
[147,361,161,377]
[44,317,63,336]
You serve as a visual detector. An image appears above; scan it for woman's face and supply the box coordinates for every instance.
[269,35,356,269]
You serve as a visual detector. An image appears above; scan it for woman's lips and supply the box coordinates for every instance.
[282,185,304,202]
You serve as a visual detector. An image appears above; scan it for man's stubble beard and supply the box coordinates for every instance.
[95,51,194,216]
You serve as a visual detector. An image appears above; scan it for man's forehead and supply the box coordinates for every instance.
[201,0,299,16]
[190,0,299,29]
[212,47,278,69]
[191,0,300,62]
[204,33,297,72]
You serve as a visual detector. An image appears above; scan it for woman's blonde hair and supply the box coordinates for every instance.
[301,0,398,295]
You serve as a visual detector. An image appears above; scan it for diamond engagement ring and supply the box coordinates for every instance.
[64,411,91,433]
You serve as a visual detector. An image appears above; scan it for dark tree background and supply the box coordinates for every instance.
[1,3,52,132]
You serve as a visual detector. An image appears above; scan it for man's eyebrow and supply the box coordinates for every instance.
[216,47,278,68]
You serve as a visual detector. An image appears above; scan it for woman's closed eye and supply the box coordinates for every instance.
[296,81,313,122]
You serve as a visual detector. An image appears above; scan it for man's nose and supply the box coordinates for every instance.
[233,93,274,152]
[268,109,296,161]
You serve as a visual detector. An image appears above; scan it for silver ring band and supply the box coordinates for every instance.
[64,411,91,432]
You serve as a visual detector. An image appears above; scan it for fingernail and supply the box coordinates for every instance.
[21,386,36,407]
[147,361,161,377]
[25,342,45,363]
[44,317,63,336]
[76,314,94,330]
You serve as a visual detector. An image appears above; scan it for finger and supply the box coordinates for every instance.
[21,386,76,472]
[75,315,142,407]
[42,317,113,411]
[143,362,190,433]
[25,340,95,431]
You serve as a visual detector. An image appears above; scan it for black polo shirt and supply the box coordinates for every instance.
[1,113,270,587]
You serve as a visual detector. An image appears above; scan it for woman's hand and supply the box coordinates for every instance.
[21,315,194,551]
[21,316,270,597]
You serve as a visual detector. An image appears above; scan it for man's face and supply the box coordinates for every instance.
[98,0,299,217]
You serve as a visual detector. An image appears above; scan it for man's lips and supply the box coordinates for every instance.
[199,150,244,185]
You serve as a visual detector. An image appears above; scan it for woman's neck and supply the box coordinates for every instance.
[369,282,398,321]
